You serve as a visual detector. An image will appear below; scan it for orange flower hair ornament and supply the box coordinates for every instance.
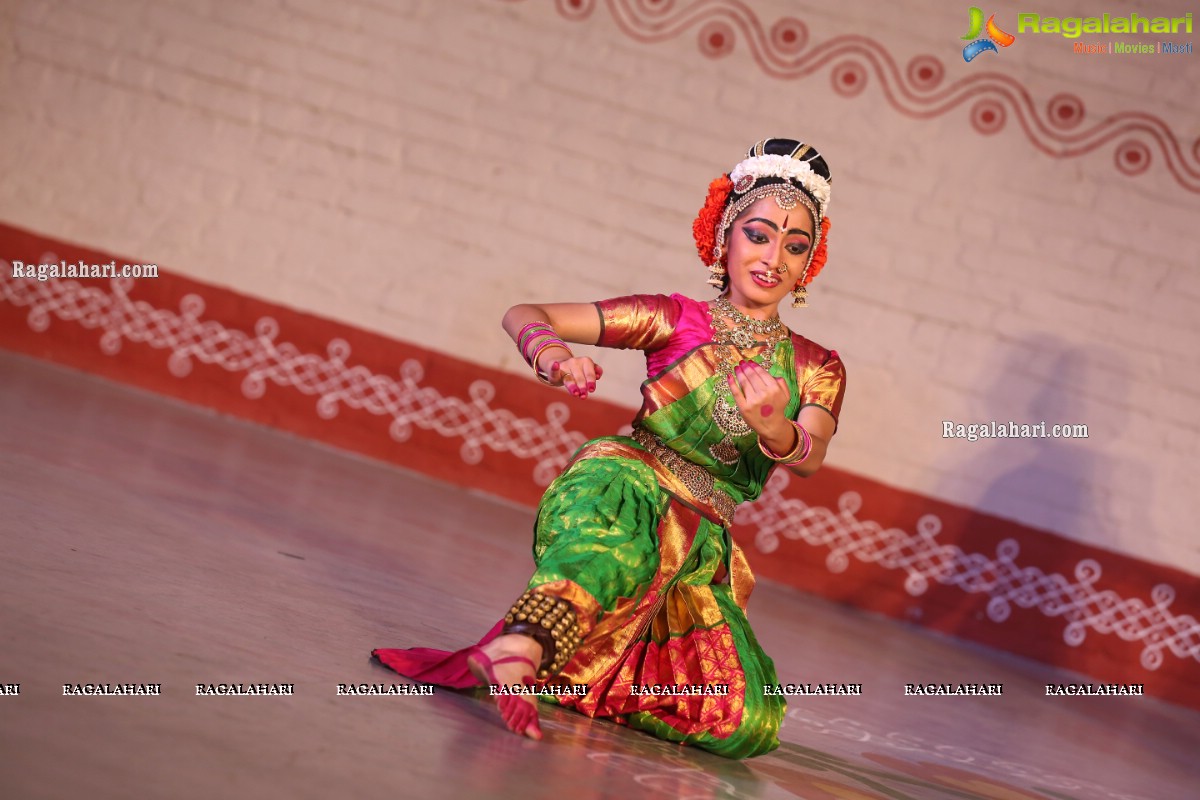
[693,175,733,280]
[804,217,832,284]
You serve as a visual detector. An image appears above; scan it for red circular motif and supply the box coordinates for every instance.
[969,99,1006,135]
[1046,93,1085,130]
[554,0,594,20]
[698,21,735,58]
[733,174,754,193]
[831,61,866,97]
[1114,140,1151,175]
[770,17,808,54]
[906,55,944,91]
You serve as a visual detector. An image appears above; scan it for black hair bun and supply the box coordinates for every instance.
[746,137,831,183]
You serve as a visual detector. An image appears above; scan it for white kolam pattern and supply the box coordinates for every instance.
[2,267,1197,673]
[0,261,586,485]
[741,470,1199,671]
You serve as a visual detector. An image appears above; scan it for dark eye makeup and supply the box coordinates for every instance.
[742,226,810,255]
[742,227,769,244]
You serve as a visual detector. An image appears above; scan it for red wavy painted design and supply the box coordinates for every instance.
[507,0,1200,193]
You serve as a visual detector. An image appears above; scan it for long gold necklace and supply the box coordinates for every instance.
[708,297,788,464]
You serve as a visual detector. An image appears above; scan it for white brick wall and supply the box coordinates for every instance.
[2,0,1197,572]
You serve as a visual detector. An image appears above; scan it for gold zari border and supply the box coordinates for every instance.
[632,426,736,527]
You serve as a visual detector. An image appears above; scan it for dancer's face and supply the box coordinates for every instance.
[723,196,813,315]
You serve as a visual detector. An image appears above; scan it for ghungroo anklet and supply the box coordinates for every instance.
[502,590,582,678]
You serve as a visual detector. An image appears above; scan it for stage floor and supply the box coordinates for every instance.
[1,350,1196,800]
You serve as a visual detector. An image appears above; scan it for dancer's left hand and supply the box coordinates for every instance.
[727,361,795,446]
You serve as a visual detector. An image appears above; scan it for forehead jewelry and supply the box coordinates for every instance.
[714,185,822,275]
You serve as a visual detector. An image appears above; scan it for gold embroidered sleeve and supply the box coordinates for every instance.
[799,348,846,430]
[594,294,681,351]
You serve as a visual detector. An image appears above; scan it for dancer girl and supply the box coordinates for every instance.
[373,137,845,759]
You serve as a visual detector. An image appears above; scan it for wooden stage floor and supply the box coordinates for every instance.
[1,350,1196,800]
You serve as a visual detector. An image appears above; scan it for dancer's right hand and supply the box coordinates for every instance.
[543,356,602,398]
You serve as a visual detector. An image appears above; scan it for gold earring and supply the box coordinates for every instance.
[707,259,727,288]
[791,284,807,308]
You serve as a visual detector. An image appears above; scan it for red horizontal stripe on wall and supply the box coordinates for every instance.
[3,220,1197,711]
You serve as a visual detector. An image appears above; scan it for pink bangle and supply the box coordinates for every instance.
[528,339,572,375]
[514,320,575,386]
[759,421,812,465]
[521,332,561,365]
[516,321,551,340]
[793,423,813,464]
[517,322,555,354]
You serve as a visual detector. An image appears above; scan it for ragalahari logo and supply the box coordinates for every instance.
[961,7,1016,61]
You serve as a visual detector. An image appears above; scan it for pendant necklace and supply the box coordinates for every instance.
[708,296,788,464]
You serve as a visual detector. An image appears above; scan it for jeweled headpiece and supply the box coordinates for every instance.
[693,138,833,306]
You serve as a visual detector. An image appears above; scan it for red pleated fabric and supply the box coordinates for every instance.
[371,620,504,689]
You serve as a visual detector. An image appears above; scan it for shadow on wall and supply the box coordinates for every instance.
[949,334,1154,578]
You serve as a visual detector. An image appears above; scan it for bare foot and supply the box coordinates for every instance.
[467,634,544,740]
